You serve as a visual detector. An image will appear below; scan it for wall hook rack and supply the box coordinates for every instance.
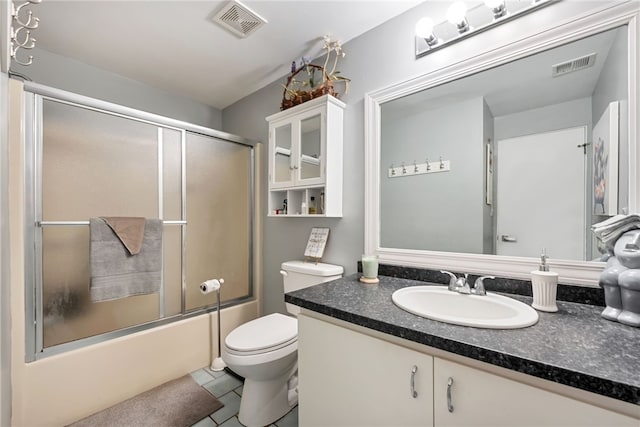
[10,0,41,66]
[388,158,451,178]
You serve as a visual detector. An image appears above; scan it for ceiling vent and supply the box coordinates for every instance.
[552,53,597,77]
[212,0,267,39]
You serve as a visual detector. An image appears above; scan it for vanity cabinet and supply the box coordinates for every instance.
[298,314,434,426]
[298,314,638,427]
[266,95,344,217]
[434,358,637,427]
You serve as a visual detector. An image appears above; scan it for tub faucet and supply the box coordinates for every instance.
[440,271,470,294]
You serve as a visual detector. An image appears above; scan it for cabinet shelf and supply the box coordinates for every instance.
[274,146,291,157]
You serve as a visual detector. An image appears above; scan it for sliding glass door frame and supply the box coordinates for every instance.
[23,82,256,361]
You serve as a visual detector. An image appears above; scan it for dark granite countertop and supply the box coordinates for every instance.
[285,274,640,405]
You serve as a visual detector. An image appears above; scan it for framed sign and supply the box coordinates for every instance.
[304,227,330,260]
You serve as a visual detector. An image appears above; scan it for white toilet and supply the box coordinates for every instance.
[222,260,343,427]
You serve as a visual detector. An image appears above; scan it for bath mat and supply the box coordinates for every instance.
[68,375,223,427]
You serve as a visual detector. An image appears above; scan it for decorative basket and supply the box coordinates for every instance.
[281,64,339,111]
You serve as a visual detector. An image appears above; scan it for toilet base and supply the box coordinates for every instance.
[238,371,297,427]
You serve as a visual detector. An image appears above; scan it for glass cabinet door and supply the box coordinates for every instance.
[272,123,294,186]
[298,114,323,183]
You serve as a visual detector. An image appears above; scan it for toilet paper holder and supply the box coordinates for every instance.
[200,278,226,371]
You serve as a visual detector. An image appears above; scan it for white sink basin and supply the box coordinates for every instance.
[392,286,538,329]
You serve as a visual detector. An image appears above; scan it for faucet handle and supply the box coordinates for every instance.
[440,270,458,291]
[471,276,495,296]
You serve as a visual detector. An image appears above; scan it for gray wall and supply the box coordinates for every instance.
[222,1,613,314]
[10,48,222,129]
[494,97,592,142]
[379,97,485,253]
[222,82,363,315]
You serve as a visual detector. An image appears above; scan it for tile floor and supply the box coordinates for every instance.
[189,367,298,427]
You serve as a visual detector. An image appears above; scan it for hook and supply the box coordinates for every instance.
[13,1,41,30]
[12,27,36,49]
[10,0,41,67]
[10,51,33,66]
[426,158,431,171]
[414,161,418,173]
[440,156,445,169]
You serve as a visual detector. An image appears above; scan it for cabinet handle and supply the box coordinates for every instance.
[447,377,454,413]
[410,365,418,398]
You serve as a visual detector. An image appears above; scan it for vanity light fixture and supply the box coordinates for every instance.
[415,0,556,59]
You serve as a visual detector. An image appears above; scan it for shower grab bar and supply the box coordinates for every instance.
[38,220,187,226]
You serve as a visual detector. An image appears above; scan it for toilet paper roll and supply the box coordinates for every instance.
[200,278,223,294]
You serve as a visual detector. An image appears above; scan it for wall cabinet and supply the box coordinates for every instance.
[298,314,434,426]
[266,95,344,217]
[298,314,638,427]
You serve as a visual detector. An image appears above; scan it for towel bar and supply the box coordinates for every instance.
[38,220,187,226]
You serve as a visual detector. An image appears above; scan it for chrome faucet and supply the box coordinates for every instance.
[440,271,470,294]
[440,271,494,296]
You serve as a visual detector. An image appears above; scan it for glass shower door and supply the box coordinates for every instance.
[184,132,252,311]
[39,99,183,348]
[29,90,254,358]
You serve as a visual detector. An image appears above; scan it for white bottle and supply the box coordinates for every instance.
[531,251,559,312]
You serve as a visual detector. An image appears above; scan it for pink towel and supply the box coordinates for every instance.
[101,216,146,255]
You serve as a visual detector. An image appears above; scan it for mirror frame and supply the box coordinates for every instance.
[364,2,639,286]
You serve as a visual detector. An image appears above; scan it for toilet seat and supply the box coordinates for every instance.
[225,313,297,356]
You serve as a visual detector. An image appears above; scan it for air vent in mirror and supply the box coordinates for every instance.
[552,53,597,77]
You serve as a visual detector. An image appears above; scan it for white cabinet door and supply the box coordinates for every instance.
[268,109,326,189]
[296,112,325,187]
[270,121,295,188]
[434,358,638,427]
[298,315,434,427]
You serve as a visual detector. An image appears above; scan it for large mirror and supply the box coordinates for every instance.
[365,5,638,285]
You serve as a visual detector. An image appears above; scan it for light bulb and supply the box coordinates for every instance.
[446,1,468,25]
[415,17,438,46]
[415,17,435,39]
[484,0,506,18]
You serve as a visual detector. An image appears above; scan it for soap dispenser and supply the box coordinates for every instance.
[531,250,559,312]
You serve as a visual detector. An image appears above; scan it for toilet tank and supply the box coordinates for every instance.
[281,260,343,316]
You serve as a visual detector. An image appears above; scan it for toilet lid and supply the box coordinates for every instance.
[225,313,297,352]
